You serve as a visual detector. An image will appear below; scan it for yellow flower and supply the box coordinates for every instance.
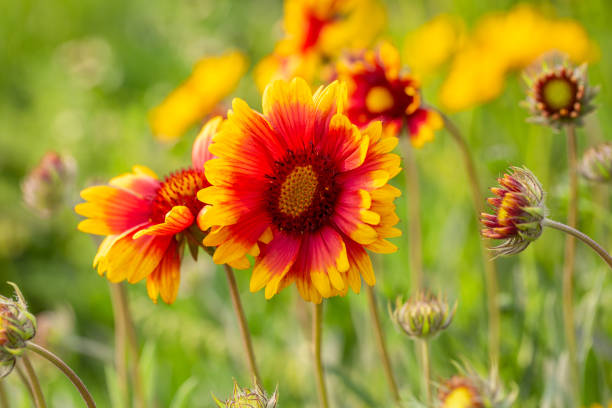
[439,4,597,111]
[149,51,247,141]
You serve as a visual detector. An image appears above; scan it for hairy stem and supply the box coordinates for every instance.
[365,285,400,404]
[313,303,329,408]
[401,140,423,290]
[21,355,46,408]
[26,343,96,408]
[562,125,578,380]
[440,112,500,366]
[543,219,612,269]
[419,340,431,406]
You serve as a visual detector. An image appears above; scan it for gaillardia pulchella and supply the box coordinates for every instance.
[75,117,245,304]
[335,41,443,147]
[198,78,401,303]
[480,167,545,256]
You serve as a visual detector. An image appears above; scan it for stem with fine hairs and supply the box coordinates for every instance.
[401,139,423,290]
[313,303,329,408]
[439,112,500,366]
[419,340,431,406]
[365,285,401,404]
[21,355,46,408]
[562,124,578,380]
[543,218,612,269]
[26,343,96,408]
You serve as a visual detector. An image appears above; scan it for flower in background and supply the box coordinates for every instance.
[480,167,545,256]
[198,78,401,303]
[75,117,240,304]
[523,57,598,130]
[438,376,482,408]
[213,379,278,408]
[149,51,247,142]
[254,0,386,91]
[403,14,465,81]
[438,366,517,408]
[0,283,37,378]
[22,151,77,218]
[336,41,443,147]
[389,291,456,339]
[580,142,612,182]
[440,4,597,112]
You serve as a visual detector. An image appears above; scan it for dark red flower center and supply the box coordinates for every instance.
[266,148,339,235]
[151,168,209,223]
[535,68,583,119]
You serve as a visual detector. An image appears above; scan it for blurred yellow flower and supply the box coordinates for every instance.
[149,51,247,141]
[403,14,465,80]
[439,4,598,112]
[254,0,386,92]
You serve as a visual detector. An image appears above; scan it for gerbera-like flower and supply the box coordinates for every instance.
[480,167,545,256]
[213,379,278,408]
[198,78,401,303]
[149,51,247,141]
[523,57,598,130]
[438,367,517,408]
[336,42,443,148]
[438,376,483,408]
[0,283,36,378]
[76,117,239,304]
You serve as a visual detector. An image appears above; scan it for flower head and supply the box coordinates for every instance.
[523,57,598,130]
[198,78,401,303]
[438,366,517,408]
[336,42,443,148]
[438,376,483,408]
[389,291,455,339]
[580,143,612,182]
[22,151,76,217]
[75,117,237,304]
[481,166,545,256]
[0,283,37,378]
[149,51,247,141]
[213,379,278,408]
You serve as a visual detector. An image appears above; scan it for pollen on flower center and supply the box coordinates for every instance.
[543,78,574,110]
[278,165,318,217]
[365,86,394,113]
[152,168,208,222]
[266,148,339,235]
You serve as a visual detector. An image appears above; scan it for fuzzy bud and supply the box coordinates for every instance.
[389,291,456,339]
[580,142,612,183]
[213,379,278,408]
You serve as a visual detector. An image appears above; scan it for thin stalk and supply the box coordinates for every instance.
[313,303,329,408]
[562,125,578,379]
[108,283,128,408]
[440,112,500,366]
[365,285,400,404]
[26,342,96,408]
[21,355,46,408]
[401,139,423,290]
[0,376,9,408]
[16,363,35,405]
[419,340,431,406]
[223,264,260,381]
[543,218,612,269]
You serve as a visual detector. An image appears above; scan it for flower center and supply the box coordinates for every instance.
[542,78,574,110]
[442,386,475,408]
[266,149,339,235]
[366,86,394,113]
[535,69,582,119]
[152,168,209,222]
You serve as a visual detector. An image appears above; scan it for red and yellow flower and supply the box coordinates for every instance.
[75,118,233,304]
[438,376,483,408]
[336,42,443,148]
[198,78,401,303]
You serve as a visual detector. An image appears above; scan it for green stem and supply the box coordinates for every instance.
[21,355,46,408]
[562,124,578,383]
[440,112,500,367]
[313,303,329,408]
[26,343,96,408]
[365,285,400,404]
[0,376,9,408]
[419,340,431,406]
[15,363,35,404]
[108,283,129,407]
[401,139,423,290]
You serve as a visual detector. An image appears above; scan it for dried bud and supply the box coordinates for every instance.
[438,366,517,408]
[389,291,456,339]
[0,283,37,377]
[213,379,278,408]
[22,151,76,217]
[481,166,545,256]
[523,55,598,130]
[580,142,612,183]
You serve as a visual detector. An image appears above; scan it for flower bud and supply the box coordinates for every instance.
[0,283,37,377]
[580,142,612,183]
[22,151,76,217]
[213,379,278,408]
[481,166,545,256]
[389,291,456,339]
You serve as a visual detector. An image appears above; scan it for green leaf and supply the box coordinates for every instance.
[169,377,199,408]
[582,347,602,405]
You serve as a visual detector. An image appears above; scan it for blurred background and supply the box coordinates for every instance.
[1,0,612,406]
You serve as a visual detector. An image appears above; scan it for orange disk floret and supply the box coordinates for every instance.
[198,78,401,303]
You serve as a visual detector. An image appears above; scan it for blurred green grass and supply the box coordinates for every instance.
[1,0,612,406]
